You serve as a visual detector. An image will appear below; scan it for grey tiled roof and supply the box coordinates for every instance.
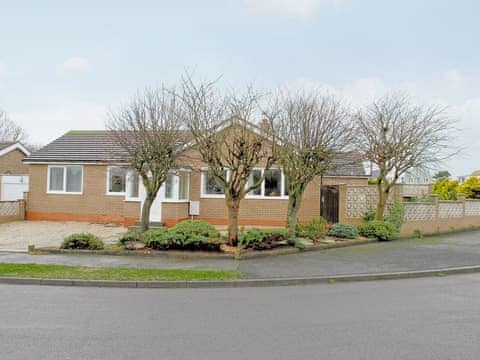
[24,130,367,177]
[24,131,130,163]
[0,142,15,151]
[325,153,366,177]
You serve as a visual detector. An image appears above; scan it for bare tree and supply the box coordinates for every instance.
[353,94,455,219]
[0,108,28,143]
[180,76,275,246]
[266,91,352,237]
[107,88,185,232]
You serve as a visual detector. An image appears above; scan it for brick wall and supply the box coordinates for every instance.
[26,164,140,226]
[0,149,28,175]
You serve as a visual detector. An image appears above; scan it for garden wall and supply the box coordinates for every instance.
[0,200,25,224]
[340,185,480,236]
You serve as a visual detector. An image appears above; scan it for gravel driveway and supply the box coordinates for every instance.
[0,221,126,252]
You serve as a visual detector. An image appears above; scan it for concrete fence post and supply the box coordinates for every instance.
[430,194,440,220]
[457,193,466,217]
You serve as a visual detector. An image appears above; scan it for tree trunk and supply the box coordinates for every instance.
[286,192,300,239]
[227,199,240,246]
[375,184,388,220]
[141,196,153,232]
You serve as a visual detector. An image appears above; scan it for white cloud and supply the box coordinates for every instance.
[56,56,90,74]
[242,0,344,20]
[284,69,480,177]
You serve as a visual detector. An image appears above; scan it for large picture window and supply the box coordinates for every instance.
[246,168,288,198]
[48,166,83,194]
[201,169,226,197]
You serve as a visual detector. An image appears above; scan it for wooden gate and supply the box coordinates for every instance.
[321,185,339,223]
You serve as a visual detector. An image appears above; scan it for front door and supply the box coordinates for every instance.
[139,183,163,222]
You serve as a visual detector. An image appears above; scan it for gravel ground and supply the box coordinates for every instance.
[0,221,126,252]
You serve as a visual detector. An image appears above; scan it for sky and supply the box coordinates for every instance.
[0,0,479,176]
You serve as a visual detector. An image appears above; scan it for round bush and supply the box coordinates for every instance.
[61,233,104,250]
[329,223,358,239]
[118,231,143,245]
[238,228,288,250]
[296,217,328,240]
[358,221,397,241]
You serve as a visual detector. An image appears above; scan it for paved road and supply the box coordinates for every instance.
[2,230,480,278]
[1,274,480,359]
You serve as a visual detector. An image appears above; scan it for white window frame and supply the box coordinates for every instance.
[47,165,84,195]
[125,170,141,202]
[163,170,191,203]
[106,166,128,196]
[200,167,228,199]
[246,168,288,200]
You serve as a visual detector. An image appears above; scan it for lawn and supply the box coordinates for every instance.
[0,263,241,281]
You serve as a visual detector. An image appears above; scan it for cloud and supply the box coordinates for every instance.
[242,0,344,20]
[284,69,480,176]
[56,56,90,74]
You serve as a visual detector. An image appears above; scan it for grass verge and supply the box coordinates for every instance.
[0,263,241,281]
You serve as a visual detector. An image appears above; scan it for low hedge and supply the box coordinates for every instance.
[238,228,288,250]
[143,220,222,251]
[329,223,358,239]
[61,233,105,250]
[358,220,397,241]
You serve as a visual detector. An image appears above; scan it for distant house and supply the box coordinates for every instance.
[399,168,432,185]
[0,142,31,201]
[23,122,368,227]
[458,170,480,183]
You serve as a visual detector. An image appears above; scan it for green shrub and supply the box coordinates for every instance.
[368,178,378,185]
[144,220,222,251]
[432,178,458,200]
[61,233,104,250]
[363,208,376,222]
[329,223,359,239]
[296,217,328,240]
[358,220,397,241]
[413,229,423,238]
[118,231,143,245]
[384,201,405,232]
[238,228,288,250]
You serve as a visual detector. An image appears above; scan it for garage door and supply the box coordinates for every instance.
[1,175,29,201]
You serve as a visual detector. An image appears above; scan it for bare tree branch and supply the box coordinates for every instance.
[353,93,458,219]
[0,108,28,143]
[106,87,185,231]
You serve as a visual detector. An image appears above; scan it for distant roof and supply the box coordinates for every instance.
[24,131,130,163]
[326,153,366,177]
[0,141,31,157]
[0,142,15,151]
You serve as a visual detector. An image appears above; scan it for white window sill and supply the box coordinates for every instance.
[47,191,83,195]
[162,199,190,203]
[106,192,126,196]
[200,194,226,199]
[124,198,141,203]
[245,195,289,200]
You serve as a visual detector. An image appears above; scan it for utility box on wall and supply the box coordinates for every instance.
[189,201,200,216]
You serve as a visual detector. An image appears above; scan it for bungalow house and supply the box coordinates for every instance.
[0,142,30,201]
[23,123,368,227]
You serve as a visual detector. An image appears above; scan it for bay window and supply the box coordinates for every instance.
[48,165,83,194]
[164,171,190,201]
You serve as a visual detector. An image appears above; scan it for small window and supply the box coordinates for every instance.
[264,169,282,197]
[164,171,190,201]
[248,169,262,196]
[203,169,226,195]
[48,166,83,194]
[108,167,127,194]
